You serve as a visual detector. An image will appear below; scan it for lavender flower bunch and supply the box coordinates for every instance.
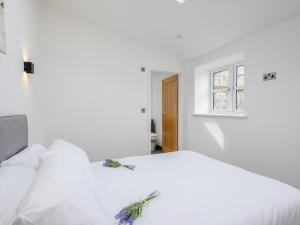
[103,159,135,170]
[115,191,160,225]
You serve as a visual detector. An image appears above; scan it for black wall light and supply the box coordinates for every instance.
[24,62,34,74]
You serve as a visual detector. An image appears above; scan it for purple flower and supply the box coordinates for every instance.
[127,214,135,225]
[103,159,135,170]
[115,191,160,225]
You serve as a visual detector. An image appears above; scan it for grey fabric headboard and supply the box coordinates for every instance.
[0,115,28,162]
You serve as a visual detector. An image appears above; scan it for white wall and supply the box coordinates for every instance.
[184,16,300,188]
[151,71,174,146]
[0,0,42,144]
[2,0,298,190]
[38,1,183,161]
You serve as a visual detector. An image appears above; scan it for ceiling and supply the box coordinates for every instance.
[45,0,300,60]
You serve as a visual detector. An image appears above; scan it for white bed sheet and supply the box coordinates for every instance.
[0,166,36,225]
[92,150,300,225]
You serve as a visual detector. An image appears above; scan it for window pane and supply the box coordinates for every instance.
[213,91,229,110]
[236,90,244,110]
[237,65,245,75]
[236,65,245,87]
[213,70,230,89]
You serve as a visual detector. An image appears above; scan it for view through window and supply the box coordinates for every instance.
[211,63,245,112]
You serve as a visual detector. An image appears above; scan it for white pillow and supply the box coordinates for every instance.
[1,144,48,170]
[13,140,108,225]
[0,166,36,225]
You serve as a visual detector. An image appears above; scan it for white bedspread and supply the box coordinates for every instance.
[91,151,300,225]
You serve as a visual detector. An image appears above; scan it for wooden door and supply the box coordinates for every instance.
[162,75,178,152]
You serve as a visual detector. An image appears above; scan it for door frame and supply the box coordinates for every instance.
[147,69,183,154]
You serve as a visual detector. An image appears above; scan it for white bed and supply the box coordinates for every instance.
[1,137,300,225]
[92,150,300,225]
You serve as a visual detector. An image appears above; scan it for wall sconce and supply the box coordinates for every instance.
[24,62,34,74]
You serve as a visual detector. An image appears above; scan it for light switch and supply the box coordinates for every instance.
[263,72,277,81]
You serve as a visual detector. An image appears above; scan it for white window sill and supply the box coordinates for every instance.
[193,113,248,118]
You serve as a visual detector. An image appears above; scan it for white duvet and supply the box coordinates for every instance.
[92,151,300,225]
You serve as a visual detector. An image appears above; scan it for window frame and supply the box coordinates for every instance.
[233,62,245,113]
[210,62,245,113]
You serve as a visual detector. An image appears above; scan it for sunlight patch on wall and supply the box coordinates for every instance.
[22,49,31,91]
[22,72,30,90]
[204,122,224,149]
[23,49,29,62]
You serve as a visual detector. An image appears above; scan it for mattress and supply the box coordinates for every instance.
[91,150,300,225]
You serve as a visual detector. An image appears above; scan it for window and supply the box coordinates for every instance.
[210,63,245,112]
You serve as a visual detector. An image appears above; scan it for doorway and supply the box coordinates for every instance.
[150,71,179,154]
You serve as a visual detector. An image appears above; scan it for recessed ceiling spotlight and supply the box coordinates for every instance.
[176,0,187,4]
